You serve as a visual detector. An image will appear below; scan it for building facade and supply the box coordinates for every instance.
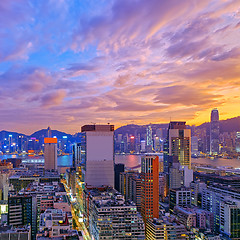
[81,125,114,187]
[141,155,159,222]
[44,137,57,171]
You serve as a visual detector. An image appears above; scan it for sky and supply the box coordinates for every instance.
[0,0,240,134]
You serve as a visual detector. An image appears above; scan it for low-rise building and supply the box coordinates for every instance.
[83,186,145,239]
[0,225,31,240]
[146,217,189,239]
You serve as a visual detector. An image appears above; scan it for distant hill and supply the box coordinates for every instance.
[115,124,169,136]
[0,130,27,139]
[1,116,240,141]
[196,116,240,133]
[30,128,73,140]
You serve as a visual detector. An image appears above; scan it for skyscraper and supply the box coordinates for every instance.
[141,155,159,222]
[210,108,220,155]
[165,122,191,169]
[236,132,240,153]
[146,125,153,151]
[44,137,57,171]
[81,124,114,187]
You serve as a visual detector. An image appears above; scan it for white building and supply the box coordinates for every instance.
[81,125,114,187]
[44,138,57,171]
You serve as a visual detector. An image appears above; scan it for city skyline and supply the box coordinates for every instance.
[1,0,240,134]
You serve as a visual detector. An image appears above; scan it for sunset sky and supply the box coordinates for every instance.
[0,0,240,134]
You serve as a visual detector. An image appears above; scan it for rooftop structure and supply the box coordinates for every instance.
[83,187,145,239]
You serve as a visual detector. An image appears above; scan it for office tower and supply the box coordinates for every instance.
[169,188,191,213]
[236,132,240,153]
[8,195,37,239]
[47,126,52,137]
[146,125,153,151]
[83,187,145,239]
[81,124,114,187]
[114,163,124,191]
[169,157,181,189]
[159,173,167,200]
[141,155,159,222]
[140,140,146,152]
[210,108,220,155]
[44,137,57,171]
[72,142,81,167]
[164,121,191,170]
[183,166,193,188]
[190,181,207,207]
[202,184,240,237]
[0,172,9,200]
[130,136,135,152]
[191,136,198,154]
[119,171,142,211]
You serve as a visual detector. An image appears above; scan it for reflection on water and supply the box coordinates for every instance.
[0,154,73,167]
[1,153,240,169]
[191,157,240,169]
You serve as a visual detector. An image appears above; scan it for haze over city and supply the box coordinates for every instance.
[0,0,240,134]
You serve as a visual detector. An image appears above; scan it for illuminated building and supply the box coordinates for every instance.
[8,195,37,239]
[146,217,188,240]
[83,187,145,239]
[81,124,114,187]
[202,184,240,237]
[119,171,141,211]
[236,132,240,153]
[141,155,159,222]
[210,108,220,155]
[169,188,191,213]
[130,135,135,152]
[164,122,191,173]
[146,125,153,151]
[44,137,57,171]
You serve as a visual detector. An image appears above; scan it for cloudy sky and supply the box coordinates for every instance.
[0,0,240,134]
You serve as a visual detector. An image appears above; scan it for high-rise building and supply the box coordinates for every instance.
[81,124,114,187]
[164,121,191,170]
[114,163,124,191]
[44,137,58,171]
[202,184,240,237]
[236,132,240,153]
[191,136,198,155]
[210,108,220,155]
[72,142,81,167]
[141,155,159,222]
[119,171,142,211]
[146,125,153,151]
[8,195,37,239]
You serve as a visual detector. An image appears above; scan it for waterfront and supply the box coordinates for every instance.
[0,154,73,167]
[1,154,240,169]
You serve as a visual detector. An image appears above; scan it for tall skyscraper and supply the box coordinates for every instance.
[210,108,220,155]
[81,124,114,187]
[146,125,153,151]
[141,155,159,222]
[236,132,240,153]
[165,121,191,169]
[44,137,57,171]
